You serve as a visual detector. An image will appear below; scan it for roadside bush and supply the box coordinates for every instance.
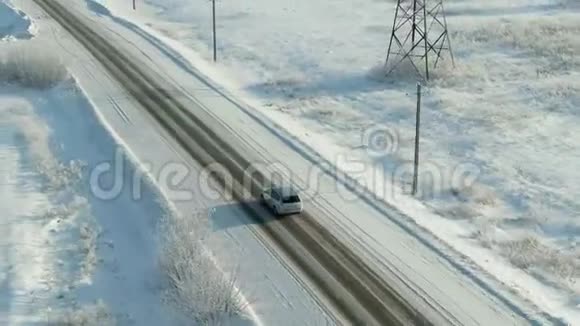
[501,235,580,282]
[0,43,68,89]
[46,300,115,326]
[159,211,246,325]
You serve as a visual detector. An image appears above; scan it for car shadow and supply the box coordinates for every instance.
[209,199,292,231]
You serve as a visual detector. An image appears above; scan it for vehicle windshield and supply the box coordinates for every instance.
[282,195,300,203]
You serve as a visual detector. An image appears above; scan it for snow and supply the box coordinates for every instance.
[0,1,34,40]
[2,0,336,324]
[0,3,225,325]
[0,85,106,323]
[71,0,580,323]
[0,76,184,323]
[0,96,55,325]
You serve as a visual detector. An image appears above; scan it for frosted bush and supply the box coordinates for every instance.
[79,222,99,281]
[47,300,115,326]
[451,183,498,207]
[501,235,580,282]
[439,204,480,220]
[454,16,580,68]
[37,159,86,192]
[40,205,78,221]
[0,43,68,89]
[159,211,246,324]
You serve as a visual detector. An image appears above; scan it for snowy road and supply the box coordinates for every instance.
[19,0,564,325]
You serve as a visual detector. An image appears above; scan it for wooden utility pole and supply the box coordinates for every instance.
[212,0,217,62]
[412,83,422,195]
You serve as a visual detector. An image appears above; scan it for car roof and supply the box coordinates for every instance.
[271,186,299,197]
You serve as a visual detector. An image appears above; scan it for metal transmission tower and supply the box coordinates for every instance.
[384,0,454,80]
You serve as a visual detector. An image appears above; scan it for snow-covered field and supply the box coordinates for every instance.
[84,0,580,323]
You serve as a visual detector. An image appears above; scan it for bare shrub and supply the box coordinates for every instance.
[0,42,68,89]
[159,211,246,324]
[455,16,580,69]
[439,203,480,220]
[501,235,580,282]
[47,300,115,326]
[79,222,99,281]
[37,159,86,192]
[40,204,78,222]
[503,236,541,269]
[451,183,497,206]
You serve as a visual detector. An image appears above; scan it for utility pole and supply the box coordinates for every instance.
[133,0,136,10]
[212,0,217,62]
[412,83,421,195]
